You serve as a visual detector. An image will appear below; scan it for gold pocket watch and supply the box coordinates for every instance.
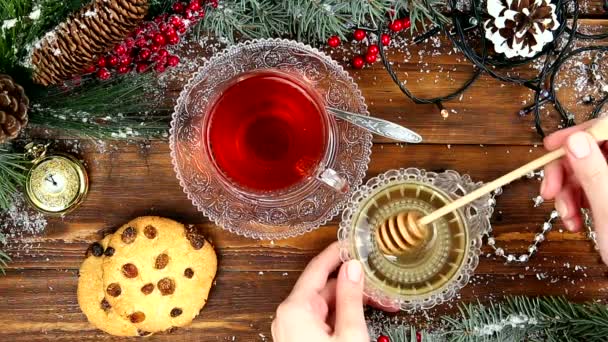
[24,143,89,215]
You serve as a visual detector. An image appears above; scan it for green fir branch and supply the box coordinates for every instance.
[0,231,9,275]
[381,297,608,342]
[27,74,171,139]
[0,146,30,211]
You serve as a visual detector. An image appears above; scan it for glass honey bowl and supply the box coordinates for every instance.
[338,168,493,311]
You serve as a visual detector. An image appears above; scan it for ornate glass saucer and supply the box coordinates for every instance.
[338,168,493,311]
[170,39,372,240]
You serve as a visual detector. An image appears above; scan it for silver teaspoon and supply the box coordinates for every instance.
[327,107,423,143]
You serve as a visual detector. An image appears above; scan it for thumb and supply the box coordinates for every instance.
[334,260,368,341]
[566,132,608,263]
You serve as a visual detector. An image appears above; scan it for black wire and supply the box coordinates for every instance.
[377,26,482,105]
[374,0,607,137]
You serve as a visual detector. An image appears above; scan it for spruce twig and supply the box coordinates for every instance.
[0,232,10,275]
[200,0,441,43]
[28,74,171,139]
[381,297,608,342]
[0,146,30,212]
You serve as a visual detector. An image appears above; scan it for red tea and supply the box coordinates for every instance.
[207,70,328,193]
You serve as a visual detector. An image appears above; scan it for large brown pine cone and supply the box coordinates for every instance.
[0,75,29,143]
[31,0,149,86]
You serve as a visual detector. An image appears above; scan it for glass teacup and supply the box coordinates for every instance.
[170,39,373,240]
[202,69,348,204]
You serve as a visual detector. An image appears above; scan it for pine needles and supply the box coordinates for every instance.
[0,146,30,212]
[382,297,608,342]
[0,232,9,275]
[28,74,172,139]
[200,0,444,43]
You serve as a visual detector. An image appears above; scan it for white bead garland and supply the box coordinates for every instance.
[484,170,597,263]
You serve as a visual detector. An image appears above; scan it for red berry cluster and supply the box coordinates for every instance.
[86,0,217,80]
[326,17,411,70]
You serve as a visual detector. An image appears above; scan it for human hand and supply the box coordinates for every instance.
[271,242,381,342]
[541,119,608,263]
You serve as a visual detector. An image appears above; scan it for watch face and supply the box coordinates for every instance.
[28,156,83,213]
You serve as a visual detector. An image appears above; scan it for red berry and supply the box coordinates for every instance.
[377,336,390,342]
[172,2,185,13]
[138,48,151,61]
[120,56,132,66]
[327,35,340,48]
[353,29,366,41]
[381,33,391,46]
[154,14,168,24]
[184,9,194,19]
[187,0,201,12]
[154,63,166,73]
[107,55,119,67]
[367,44,379,55]
[198,8,206,18]
[416,331,421,342]
[210,0,218,8]
[352,55,365,69]
[150,44,161,52]
[135,37,147,48]
[124,38,135,48]
[117,65,130,74]
[365,52,377,64]
[163,26,177,37]
[167,55,180,67]
[157,49,169,58]
[131,27,144,37]
[114,44,127,56]
[145,23,157,32]
[178,25,187,33]
[169,15,184,28]
[153,33,166,46]
[136,63,149,73]
[389,20,403,32]
[158,23,169,32]
[83,65,96,73]
[96,68,111,80]
[402,17,412,30]
[96,57,106,68]
[167,34,180,45]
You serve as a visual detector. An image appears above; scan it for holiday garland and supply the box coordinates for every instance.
[376,296,608,342]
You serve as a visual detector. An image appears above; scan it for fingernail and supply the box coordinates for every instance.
[555,198,568,219]
[567,133,591,159]
[563,219,576,232]
[347,261,362,283]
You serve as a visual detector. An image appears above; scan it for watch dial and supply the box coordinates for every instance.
[29,157,81,212]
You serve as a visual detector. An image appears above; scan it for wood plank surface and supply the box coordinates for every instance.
[2,13,608,342]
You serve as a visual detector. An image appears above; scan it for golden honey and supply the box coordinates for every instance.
[350,181,469,297]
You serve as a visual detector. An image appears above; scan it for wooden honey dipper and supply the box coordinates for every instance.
[376,117,608,256]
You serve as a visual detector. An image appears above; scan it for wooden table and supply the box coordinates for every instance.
[1,9,608,341]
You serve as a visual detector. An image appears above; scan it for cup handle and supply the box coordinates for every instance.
[318,168,349,193]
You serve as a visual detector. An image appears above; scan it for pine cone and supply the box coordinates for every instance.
[31,0,149,86]
[484,0,560,58]
[0,75,29,143]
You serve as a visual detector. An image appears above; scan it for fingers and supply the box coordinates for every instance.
[318,278,337,310]
[541,160,564,200]
[334,261,368,341]
[543,119,597,151]
[365,297,401,313]
[565,132,608,263]
[554,183,583,232]
[293,242,342,294]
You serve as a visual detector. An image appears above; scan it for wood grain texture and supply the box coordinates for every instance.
[2,16,608,341]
